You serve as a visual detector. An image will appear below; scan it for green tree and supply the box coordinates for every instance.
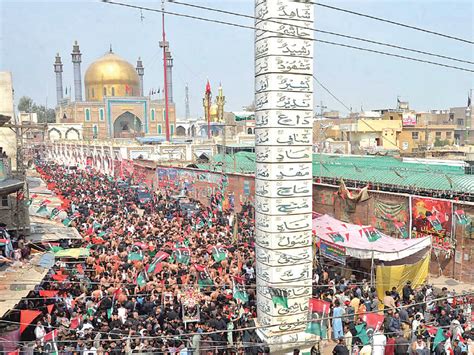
[18,96,34,112]
[17,96,56,123]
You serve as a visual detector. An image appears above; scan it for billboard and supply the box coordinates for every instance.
[411,197,452,239]
[402,113,416,126]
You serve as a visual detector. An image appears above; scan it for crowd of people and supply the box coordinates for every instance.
[16,163,261,354]
[3,162,473,354]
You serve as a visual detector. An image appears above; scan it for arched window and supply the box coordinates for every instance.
[103,87,107,96]
[111,87,115,96]
[151,109,155,121]
[158,124,162,134]
[91,88,95,98]
[247,128,253,134]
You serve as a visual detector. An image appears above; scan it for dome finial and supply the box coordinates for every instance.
[109,44,113,53]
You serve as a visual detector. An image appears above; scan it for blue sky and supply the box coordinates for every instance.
[1,0,473,118]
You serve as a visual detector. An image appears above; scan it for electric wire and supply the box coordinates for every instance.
[309,2,474,45]
[101,0,474,73]
[0,291,471,345]
[170,0,474,65]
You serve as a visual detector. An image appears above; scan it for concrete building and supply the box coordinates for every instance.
[52,42,176,141]
[0,72,17,170]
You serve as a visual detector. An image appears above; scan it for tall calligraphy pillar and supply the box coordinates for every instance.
[254,0,315,352]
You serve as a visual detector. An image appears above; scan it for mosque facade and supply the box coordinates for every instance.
[51,42,176,141]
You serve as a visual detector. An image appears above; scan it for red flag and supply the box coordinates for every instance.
[30,194,38,199]
[309,298,330,316]
[43,329,57,342]
[39,290,59,298]
[361,313,384,331]
[194,264,206,272]
[20,310,42,333]
[52,273,67,282]
[46,304,54,314]
[7,350,19,355]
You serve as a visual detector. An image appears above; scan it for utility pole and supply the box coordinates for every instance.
[316,100,327,118]
[160,0,170,142]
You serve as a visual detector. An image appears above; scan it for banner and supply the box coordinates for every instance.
[411,197,452,239]
[320,240,346,265]
[374,199,409,238]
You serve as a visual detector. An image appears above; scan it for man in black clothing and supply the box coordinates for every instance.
[332,338,349,355]
[402,281,413,303]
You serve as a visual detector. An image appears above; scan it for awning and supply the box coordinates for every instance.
[313,214,431,261]
[0,253,50,317]
[0,179,24,195]
[54,248,90,259]
[27,216,82,243]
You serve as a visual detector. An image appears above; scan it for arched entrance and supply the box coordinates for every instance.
[113,112,143,138]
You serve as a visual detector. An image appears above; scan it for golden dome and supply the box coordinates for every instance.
[84,51,140,101]
[210,104,218,117]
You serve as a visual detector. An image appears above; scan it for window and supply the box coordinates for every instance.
[436,132,442,139]
[92,125,98,139]
[91,88,95,98]
[1,196,9,208]
[158,124,162,134]
[111,87,115,96]
[457,119,464,126]
[151,109,155,121]
[446,132,452,139]
[85,108,90,121]
[103,87,107,96]
[170,124,174,135]
[412,132,419,139]
[449,113,454,121]
[99,108,104,121]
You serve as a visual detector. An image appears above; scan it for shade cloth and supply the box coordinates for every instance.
[312,214,431,261]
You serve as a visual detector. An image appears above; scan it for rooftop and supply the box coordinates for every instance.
[195,153,474,194]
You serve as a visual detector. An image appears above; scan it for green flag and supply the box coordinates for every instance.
[196,265,213,289]
[93,222,102,230]
[232,276,248,303]
[210,246,227,263]
[269,288,288,309]
[128,252,143,262]
[25,199,33,207]
[62,218,71,227]
[107,307,113,319]
[50,208,60,220]
[355,323,370,345]
[50,246,64,253]
[433,328,446,350]
[174,248,190,265]
[136,271,147,287]
[36,205,48,214]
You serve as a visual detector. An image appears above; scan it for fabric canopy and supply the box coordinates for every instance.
[54,248,90,259]
[312,214,431,261]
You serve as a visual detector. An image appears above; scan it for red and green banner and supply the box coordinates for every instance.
[306,298,330,337]
[411,197,452,239]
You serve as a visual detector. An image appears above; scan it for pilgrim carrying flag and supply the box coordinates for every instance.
[43,329,59,355]
[209,245,227,263]
[454,210,470,225]
[232,275,248,303]
[174,248,191,265]
[195,264,213,289]
[136,271,147,288]
[268,287,288,309]
[360,313,384,339]
[305,298,330,337]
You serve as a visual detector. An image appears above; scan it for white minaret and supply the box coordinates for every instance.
[254,0,315,351]
[53,53,64,105]
[71,41,83,102]
[136,57,144,97]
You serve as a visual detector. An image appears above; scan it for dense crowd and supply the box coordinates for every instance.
[5,162,473,354]
[19,163,260,354]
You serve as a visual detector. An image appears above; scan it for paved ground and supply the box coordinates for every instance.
[428,274,474,294]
